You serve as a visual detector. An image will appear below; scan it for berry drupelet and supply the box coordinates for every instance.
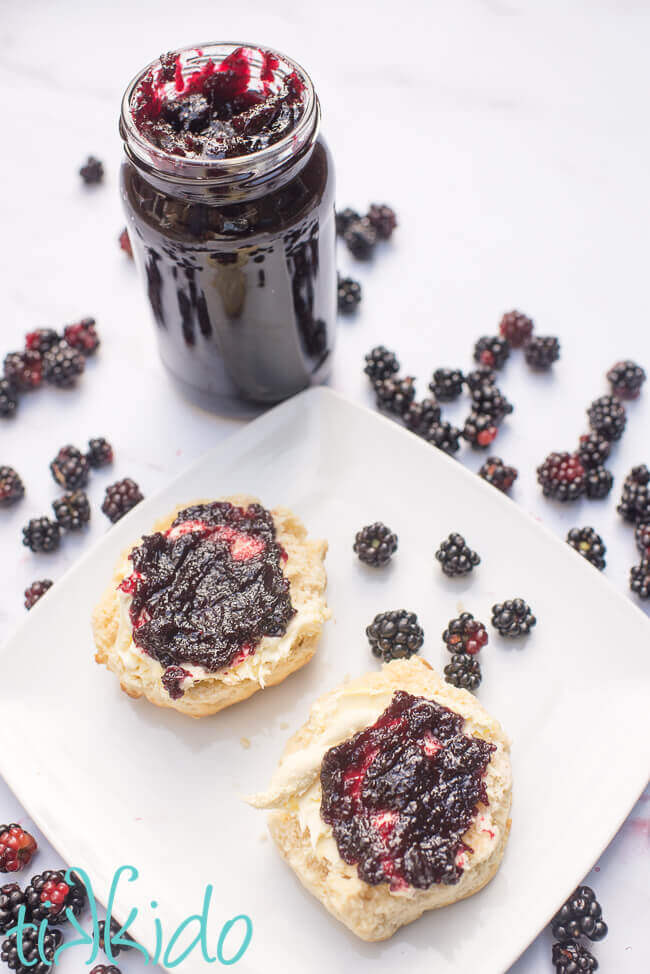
[551,885,608,943]
[630,558,650,599]
[577,433,610,470]
[97,917,135,956]
[374,376,415,416]
[429,368,464,402]
[403,398,441,434]
[1,926,63,974]
[444,654,482,691]
[566,527,606,570]
[52,490,91,530]
[551,941,599,974]
[118,228,133,258]
[24,869,86,925]
[0,467,25,506]
[0,884,28,935]
[634,520,650,557]
[366,610,424,661]
[0,825,37,873]
[366,203,397,240]
[537,452,586,502]
[462,413,499,449]
[363,345,399,382]
[87,437,114,468]
[80,155,104,184]
[499,309,534,348]
[101,479,144,523]
[465,366,496,391]
[473,335,510,370]
[25,329,60,355]
[50,445,90,490]
[335,208,361,236]
[442,613,488,655]
[524,335,560,369]
[423,421,462,455]
[0,379,18,418]
[606,359,646,399]
[24,580,53,609]
[22,517,61,553]
[479,456,518,493]
[63,317,100,356]
[435,533,481,576]
[4,351,42,391]
[42,342,85,388]
[337,276,362,314]
[491,599,536,637]
[584,466,613,500]
[343,218,377,259]
[587,395,626,442]
[617,465,650,522]
[353,522,398,567]
[470,384,513,422]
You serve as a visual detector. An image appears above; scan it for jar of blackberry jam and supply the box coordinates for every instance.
[119,43,336,406]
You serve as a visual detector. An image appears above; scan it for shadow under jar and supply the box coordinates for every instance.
[119,42,336,407]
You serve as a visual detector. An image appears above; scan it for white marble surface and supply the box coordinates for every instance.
[1,1,649,971]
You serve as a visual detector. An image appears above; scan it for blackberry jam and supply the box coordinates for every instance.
[119,43,336,406]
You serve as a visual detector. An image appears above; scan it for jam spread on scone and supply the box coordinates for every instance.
[320,691,495,891]
[119,502,295,694]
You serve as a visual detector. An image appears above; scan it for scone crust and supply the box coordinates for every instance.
[92,494,328,717]
[260,659,512,941]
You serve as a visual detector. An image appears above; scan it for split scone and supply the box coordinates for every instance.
[249,657,511,941]
[92,495,328,717]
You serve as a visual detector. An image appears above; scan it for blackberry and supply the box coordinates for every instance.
[87,437,114,468]
[353,522,398,566]
[478,456,518,493]
[337,276,362,313]
[22,517,61,553]
[524,335,560,369]
[429,368,464,402]
[4,351,42,391]
[634,520,650,557]
[617,465,650,522]
[0,467,25,506]
[50,445,90,490]
[118,228,133,258]
[0,884,28,934]
[403,398,441,434]
[435,533,480,576]
[465,366,496,391]
[335,208,360,236]
[443,654,481,691]
[470,384,513,422]
[52,491,90,530]
[0,926,63,974]
[473,335,510,370]
[577,433,610,470]
[630,558,650,599]
[366,203,397,240]
[101,478,144,523]
[442,613,488,655]
[551,941,598,973]
[366,610,424,661]
[0,825,37,873]
[97,917,135,956]
[537,452,586,501]
[0,379,18,418]
[24,579,53,609]
[498,309,533,348]
[63,317,100,356]
[566,527,606,570]
[363,345,399,382]
[24,869,86,925]
[462,413,499,449]
[423,421,461,455]
[343,218,377,259]
[551,885,608,943]
[587,395,626,441]
[606,359,646,399]
[374,376,415,416]
[584,466,613,500]
[90,967,121,974]
[25,329,59,355]
[42,342,85,388]
[79,155,104,184]
[491,598,536,637]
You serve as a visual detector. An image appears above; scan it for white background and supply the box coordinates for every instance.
[1,1,649,971]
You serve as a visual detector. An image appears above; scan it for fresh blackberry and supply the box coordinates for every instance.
[63,317,100,356]
[52,490,90,530]
[617,465,650,522]
[90,967,121,974]
[606,359,646,399]
[25,329,59,355]
[118,228,133,258]
[22,518,61,553]
[366,610,424,661]
[3,351,42,391]
[429,368,464,402]
[335,207,361,236]
[630,558,650,599]
[478,456,518,493]
[423,421,462,455]
[442,613,488,655]
[97,917,135,956]
[491,598,536,637]
[470,384,513,422]
[584,466,613,500]
[337,276,362,313]
[551,941,598,973]
[551,885,608,943]
[435,533,480,576]
[465,366,496,391]
[462,413,499,450]
[80,156,104,184]
[374,375,415,416]
[473,335,510,370]
[50,446,90,490]
[537,452,586,501]
[403,398,441,434]
[566,527,606,570]
[0,467,25,506]
[24,869,86,925]
[498,310,533,348]
[524,335,560,369]
[87,437,114,468]
[42,342,85,388]
[0,379,18,418]
[634,521,650,557]
[587,395,626,441]
[101,478,144,523]
[0,825,37,873]
[0,884,28,934]
[366,203,397,240]
[444,654,482,691]
[1,926,63,974]
[24,579,53,609]
[577,433,610,470]
[363,345,399,382]
[343,218,377,259]
[353,522,398,566]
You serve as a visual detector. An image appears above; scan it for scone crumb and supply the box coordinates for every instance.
[240,736,251,749]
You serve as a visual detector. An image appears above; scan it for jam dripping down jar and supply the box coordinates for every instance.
[119,43,336,407]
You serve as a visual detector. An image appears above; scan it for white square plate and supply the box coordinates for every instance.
[1,387,648,974]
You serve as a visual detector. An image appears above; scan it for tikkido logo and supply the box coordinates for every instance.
[6,866,252,968]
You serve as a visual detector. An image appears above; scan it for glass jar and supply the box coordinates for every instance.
[119,42,336,407]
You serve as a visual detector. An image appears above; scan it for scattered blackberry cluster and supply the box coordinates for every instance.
[366,609,424,662]
[337,275,362,314]
[336,203,397,260]
[435,533,480,577]
[442,612,488,692]
[566,527,606,571]
[79,156,104,184]
[0,825,37,874]
[101,478,144,523]
[478,457,518,494]
[550,885,607,973]
[491,599,536,638]
[353,522,398,567]
[617,465,650,599]
[606,359,645,400]
[24,869,87,925]
[24,580,53,610]
[0,467,25,506]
